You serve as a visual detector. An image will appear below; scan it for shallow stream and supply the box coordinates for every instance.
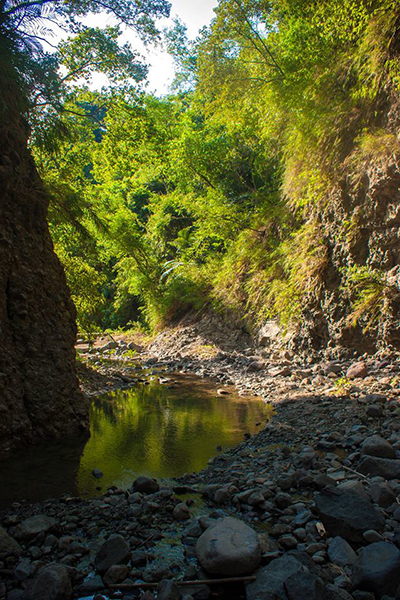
[0,371,272,508]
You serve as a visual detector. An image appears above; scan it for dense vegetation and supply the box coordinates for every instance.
[4,0,400,339]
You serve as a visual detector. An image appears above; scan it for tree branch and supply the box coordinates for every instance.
[59,60,95,83]
[23,32,58,48]
[231,0,284,77]
[3,0,55,17]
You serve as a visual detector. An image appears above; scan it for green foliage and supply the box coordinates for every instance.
[332,376,352,396]
[163,18,201,91]
[58,26,148,84]
[212,220,327,327]
[348,130,400,186]
[0,0,171,139]
[23,0,400,335]
[57,245,106,335]
[343,265,399,331]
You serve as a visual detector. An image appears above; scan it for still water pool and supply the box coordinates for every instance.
[0,373,272,507]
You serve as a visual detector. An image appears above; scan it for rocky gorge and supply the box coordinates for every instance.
[1,3,400,599]
[1,316,400,600]
[0,57,88,458]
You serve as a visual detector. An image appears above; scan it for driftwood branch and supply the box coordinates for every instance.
[341,465,369,480]
[109,575,257,590]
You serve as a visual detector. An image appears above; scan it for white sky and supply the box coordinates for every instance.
[82,0,219,95]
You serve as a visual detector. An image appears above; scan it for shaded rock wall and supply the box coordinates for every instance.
[0,62,89,456]
[292,155,400,358]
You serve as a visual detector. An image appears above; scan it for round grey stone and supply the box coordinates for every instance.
[195,517,261,575]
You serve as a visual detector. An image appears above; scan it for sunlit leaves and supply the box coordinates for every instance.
[58,26,148,84]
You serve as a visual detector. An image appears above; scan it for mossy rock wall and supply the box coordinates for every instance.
[291,158,400,357]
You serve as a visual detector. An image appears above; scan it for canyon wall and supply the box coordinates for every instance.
[0,66,89,457]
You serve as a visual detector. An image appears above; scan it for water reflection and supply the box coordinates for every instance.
[0,375,272,507]
[0,436,87,508]
[78,377,272,495]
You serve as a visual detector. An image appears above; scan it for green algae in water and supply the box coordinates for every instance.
[0,374,272,506]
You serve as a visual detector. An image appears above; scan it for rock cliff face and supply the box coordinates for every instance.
[291,131,400,358]
[0,68,89,456]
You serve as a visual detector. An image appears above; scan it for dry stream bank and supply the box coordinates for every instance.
[1,320,400,600]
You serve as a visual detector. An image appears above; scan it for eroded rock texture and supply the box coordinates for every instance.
[292,135,400,357]
[0,64,89,456]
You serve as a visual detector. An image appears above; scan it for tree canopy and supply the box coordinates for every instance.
[3,0,400,336]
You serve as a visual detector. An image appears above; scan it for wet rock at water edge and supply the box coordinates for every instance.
[92,468,104,479]
[29,563,72,600]
[132,476,160,494]
[0,527,22,559]
[14,515,58,540]
[314,487,384,542]
[95,534,131,574]
[195,517,261,575]
[351,542,400,598]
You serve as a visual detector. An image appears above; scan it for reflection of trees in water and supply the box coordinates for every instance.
[81,380,271,480]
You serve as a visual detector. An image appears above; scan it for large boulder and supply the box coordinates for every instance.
[195,517,261,576]
[352,542,400,598]
[95,534,131,574]
[358,456,400,480]
[284,568,325,600]
[14,515,58,540]
[258,320,282,347]
[29,563,72,600]
[246,555,305,600]
[361,435,395,459]
[0,527,21,559]
[315,487,384,542]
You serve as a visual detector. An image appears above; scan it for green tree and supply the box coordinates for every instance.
[1,0,171,332]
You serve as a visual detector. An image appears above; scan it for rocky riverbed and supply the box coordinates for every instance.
[1,318,400,600]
